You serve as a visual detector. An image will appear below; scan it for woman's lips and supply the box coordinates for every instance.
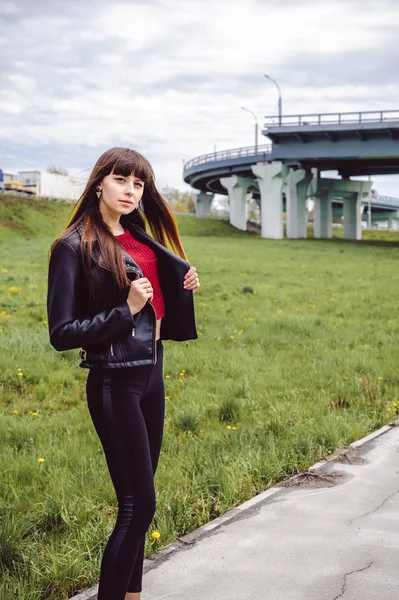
[120,200,133,205]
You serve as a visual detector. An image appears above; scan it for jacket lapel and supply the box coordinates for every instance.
[75,222,143,277]
[124,223,189,267]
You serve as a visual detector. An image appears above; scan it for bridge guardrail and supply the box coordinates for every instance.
[183,144,272,171]
[263,109,399,128]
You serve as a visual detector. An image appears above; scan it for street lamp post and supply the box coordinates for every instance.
[241,106,258,153]
[264,74,282,125]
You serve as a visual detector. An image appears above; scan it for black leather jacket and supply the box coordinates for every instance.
[47,222,197,369]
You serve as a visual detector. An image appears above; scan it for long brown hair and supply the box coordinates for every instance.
[51,147,187,297]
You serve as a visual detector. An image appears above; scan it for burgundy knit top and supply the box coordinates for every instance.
[115,228,165,319]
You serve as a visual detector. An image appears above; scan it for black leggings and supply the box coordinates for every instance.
[86,340,165,599]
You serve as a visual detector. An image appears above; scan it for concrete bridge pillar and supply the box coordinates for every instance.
[220,175,253,230]
[193,191,214,217]
[341,181,370,241]
[343,194,363,240]
[286,169,313,239]
[314,189,333,239]
[388,213,399,230]
[344,191,364,240]
[252,162,289,239]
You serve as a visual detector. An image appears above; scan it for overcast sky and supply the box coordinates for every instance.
[1,0,399,195]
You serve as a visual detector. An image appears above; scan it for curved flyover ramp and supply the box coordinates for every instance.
[183,110,399,240]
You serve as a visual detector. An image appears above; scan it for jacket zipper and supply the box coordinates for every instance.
[129,269,140,340]
[127,257,156,362]
[147,301,157,364]
[109,264,156,363]
[128,270,139,339]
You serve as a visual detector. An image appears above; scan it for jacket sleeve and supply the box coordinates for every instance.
[47,239,135,351]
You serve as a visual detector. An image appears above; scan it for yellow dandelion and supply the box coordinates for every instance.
[232,426,237,431]
[393,403,397,407]
[226,425,232,430]
[344,376,349,380]
[1,268,8,272]
[32,412,38,416]
[165,375,171,379]
[378,376,383,380]
[0,311,7,316]
[239,330,244,334]
[0,328,3,332]
[13,409,19,414]
[217,337,221,341]
[389,320,392,324]
[230,335,235,340]
[8,286,21,294]
[151,531,161,540]
[301,265,307,269]
[181,369,186,373]
[38,458,45,463]
[17,372,23,377]
[165,396,170,400]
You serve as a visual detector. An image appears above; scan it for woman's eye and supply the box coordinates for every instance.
[115,177,125,182]
[135,182,143,188]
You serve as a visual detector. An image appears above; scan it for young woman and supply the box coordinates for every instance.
[47,147,199,600]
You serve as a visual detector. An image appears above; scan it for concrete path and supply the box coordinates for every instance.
[73,423,399,600]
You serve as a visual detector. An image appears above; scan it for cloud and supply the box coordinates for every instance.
[1,0,399,195]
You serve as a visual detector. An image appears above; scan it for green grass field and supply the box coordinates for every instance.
[1,194,399,599]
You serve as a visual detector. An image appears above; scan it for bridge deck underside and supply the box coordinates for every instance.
[296,157,399,176]
[184,158,399,196]
[184,118,399,201]
[264,123,399,176]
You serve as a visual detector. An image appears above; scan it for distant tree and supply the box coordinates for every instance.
[161,186,196,214]
[47,165,69,176]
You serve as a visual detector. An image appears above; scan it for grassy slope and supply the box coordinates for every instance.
[1,194,399,599]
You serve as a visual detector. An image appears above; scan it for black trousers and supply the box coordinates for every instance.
[86,340,165,599]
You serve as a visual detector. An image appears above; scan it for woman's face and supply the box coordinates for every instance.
[97,170,144,218]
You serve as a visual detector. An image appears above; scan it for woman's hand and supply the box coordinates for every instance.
[126,277,153,315]
[183,266,200,293]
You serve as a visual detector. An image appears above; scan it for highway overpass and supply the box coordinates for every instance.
[183,110,399,240]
